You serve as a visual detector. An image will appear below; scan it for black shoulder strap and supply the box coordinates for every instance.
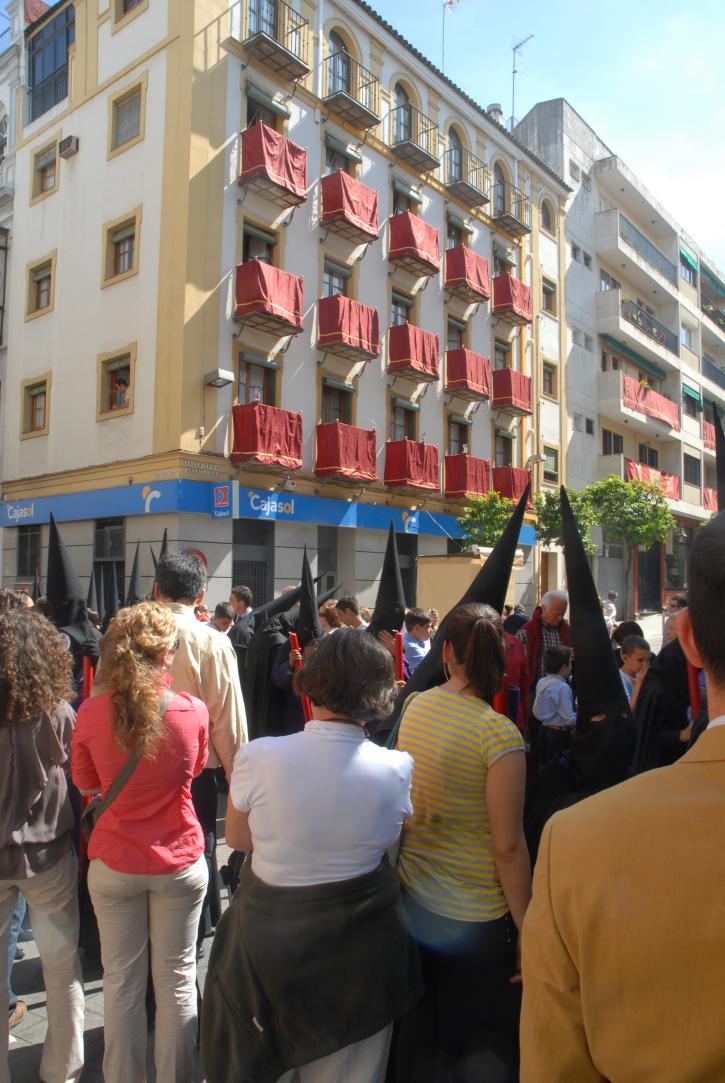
[385,690,420,751]
[93,690,174,821]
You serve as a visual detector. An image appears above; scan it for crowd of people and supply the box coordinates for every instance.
[1,486,723,1083]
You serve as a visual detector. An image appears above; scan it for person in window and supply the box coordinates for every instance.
[112,373,129,410]
[202,630,420,1083]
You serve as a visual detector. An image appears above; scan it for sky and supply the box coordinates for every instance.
[368,0,725,270]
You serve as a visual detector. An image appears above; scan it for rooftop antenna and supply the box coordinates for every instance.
[442,0,461,75]
[511,33,534,131]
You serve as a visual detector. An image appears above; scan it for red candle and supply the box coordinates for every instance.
[393,631,405,683]
[289,632,312,722]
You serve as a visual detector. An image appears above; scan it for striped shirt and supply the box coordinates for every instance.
[397,687,525,922]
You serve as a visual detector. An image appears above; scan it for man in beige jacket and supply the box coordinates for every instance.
[521,511,725,1081]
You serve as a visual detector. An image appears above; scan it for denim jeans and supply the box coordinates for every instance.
[7,894,26,1013]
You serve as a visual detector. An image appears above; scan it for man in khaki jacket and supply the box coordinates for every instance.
[521,511,725,1081]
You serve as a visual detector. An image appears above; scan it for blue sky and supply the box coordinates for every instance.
[369,0,725,270]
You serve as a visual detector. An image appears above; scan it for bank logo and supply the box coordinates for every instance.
[212,484,232,519]
[142,485,161,513]
[249,491,295,516]
[6,503,34,522]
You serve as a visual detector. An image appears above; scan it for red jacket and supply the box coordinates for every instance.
[504,631,529,731]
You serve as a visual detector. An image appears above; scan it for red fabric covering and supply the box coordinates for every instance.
[444,246,491,299]
[388,323,440,380]
[240,122,307,199]
[624,458,680,500]
[621,374,680,431]
[444,454,491,499]
[491,368,532,413]
[317,295,380,356]
[492,466,532,505]
[492,275,532,322]
[230,403,303,468]
[320,172,379,239]
[703,420,716,450]
[384,439,439,491]
[234,260,303,329]
[25,0,49,24]
[388,211,440,274]
[704,486,718,511]
[445,348,491,398]
[315,422,377,482]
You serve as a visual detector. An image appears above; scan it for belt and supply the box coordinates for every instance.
[543,725,572,733]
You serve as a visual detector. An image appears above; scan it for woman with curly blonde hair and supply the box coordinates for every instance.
[72,602,209,1083]
[0,608,84,1083]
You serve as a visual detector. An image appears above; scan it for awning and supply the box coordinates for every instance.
[240,350,280,370]
[448,412,471,426]
[602,334,667,381]
[682,384,703,410]
[323,258,352,279]
[495,427,515,440]
[322,376,355,392]
[246,82,291,118]
[679,248,698,273]
[447,315,467,332]
[392,395,420,411]
[701,264,725,299]
[324,133,363,164]
[446,209,473,236]
[244,223,277,246]
[391,177,422,205]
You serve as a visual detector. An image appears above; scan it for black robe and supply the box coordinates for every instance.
[631,639,690,774]
[242,612,297,740]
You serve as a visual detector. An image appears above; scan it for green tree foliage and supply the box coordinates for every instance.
[533,487,598,555]
[457,491,514,549]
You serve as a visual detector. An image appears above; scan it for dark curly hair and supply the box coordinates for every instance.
[0,609,74,724]
[295,628,395,722]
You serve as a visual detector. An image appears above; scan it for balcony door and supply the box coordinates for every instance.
[249,0,277,37]
[493,163,506,216]
[327,31,350,95]
[448,127,463,182]
[393,83,412,143]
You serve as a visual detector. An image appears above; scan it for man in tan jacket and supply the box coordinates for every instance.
[521,511,725,1081]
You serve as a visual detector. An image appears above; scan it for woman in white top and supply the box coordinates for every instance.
[202,630,420,1083]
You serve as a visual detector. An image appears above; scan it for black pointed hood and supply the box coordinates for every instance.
[150,545,158,572]
[32,564,42,603]
[126,541,143,605]
[561,486,629,721]
[395,481,530,703]
[297,548,323,648]
[317,582,340,607]
[159,529,169,560]
[250,573,326,627]
[713,407,725,511]
[103,564,121,632]
[46,514,86,628]
[367,523,407,638]
[86,566,98,614]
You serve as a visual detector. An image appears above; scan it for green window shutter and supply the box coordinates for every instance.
[246,82,291,119]
[393,396,419,411]
[324,133,363,163]
[446,209,473,235]
[391,177,422,204]
[323,376,355,392]
[243,223,277,246]
[602,335,667,381]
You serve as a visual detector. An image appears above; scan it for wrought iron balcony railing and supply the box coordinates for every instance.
[618,213,676,284]
[322,51,380,128]
[444,147,489,207]
[621,298,678,355]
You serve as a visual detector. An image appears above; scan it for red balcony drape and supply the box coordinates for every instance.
[388,323,440,380]
[444,454,491,499]
[317,295,380,356]
[230,402,303,468]
[320,171,379,239]
[621,374,680,431]
[445,246,490,299]
[492,275,532,321]
[445,348,490,398]
[240,122,307,199]
[703,420,716,450]
[234,260,304,329]
[704,486,718,511]
[492,466,531,504]
[388,211,440,273]
[315,422,377,482]
[384,439,439,491]
[625,458,680,500]
[491,368,532,412]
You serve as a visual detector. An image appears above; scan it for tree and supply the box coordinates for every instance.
[457,491,514,549]
[533,487,598,555]
[588,475,676,615]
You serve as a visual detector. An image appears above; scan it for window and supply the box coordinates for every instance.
[114,0,147,25]
[571,243,581,263]
[22,377,50,437]
[495,433,513,467]
[247,95,276,128]
[243,223,276,264]
[493,249,512,276]
[391,290,413,327]
[572,327,584,347]
[390,400,416,441]
[0,114,7,162]
[683,393,698,419]
[325,141,356,176]
[600,268,621,292]
[569,159,580,182]
[17,525,41,579]
[323,259,349,298]
[327,30,350,96]
[542,362,557,398]
[585,417,594,435]
[446,219,463,250]
[321,380,353,424]
[584,333,594,353]
[31,142,58,202]
[493,162,506,215]
[540,199,554,233]
[602,428,623,456]
[681,323,696,351]
[447,417,468,455]
[542,278,557,314]
[392,186,414,215]
[28,4,75,121]
[680,252,697,288]
[248,0,278,36]
[238,355,275,406]
[94,518,125,619]
[393,83,412,143]
[110,82,145,156]
[581,172,591,192]
[494,339,510,371]
[639,443,658,468]
[583,251,592,269]
[684,454,701,486]
[543,446,559,483]
[98,347,135,419]
[103,211,141,285]
[448,126,463,182]
[26,255,55,319]
[446,318,465,352]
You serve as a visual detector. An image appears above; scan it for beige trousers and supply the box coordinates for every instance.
[89,854,207,1083]
[0,848,84,1083]
[277,1024,393,1083]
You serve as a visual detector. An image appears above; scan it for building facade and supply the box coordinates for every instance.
[516,99,725,612]
[1,0,567,611]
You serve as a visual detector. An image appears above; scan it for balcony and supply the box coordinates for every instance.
[598,370,680,435]
[490,369,532,415]
[389,211,440,278]
[230,402,302,470]
[596,289,679,372]
[444,246,490,303]
[235,0,310,80]
[625,458,680,501]
[389,105,439,173]
[444,147,489,208]
[620,214,676,285]
[621,298,678,355]
[320,171,379,244]
[317,295,380,362]
[490,181,531,237]
[444,348,490,401]
[703,420,716,452]
[444,454,491,500]
[594,209,677,294]
[234,260,304,336]
[322,52,380,129]
[492,466,531,504]
[384,439,439,493]
[315,422,377,483]
[703,355,725,393]
[491,275,532,325]
[388,323,439,382]
[703,300,725,336]
[704,487,719,512]
[239,123,307,208]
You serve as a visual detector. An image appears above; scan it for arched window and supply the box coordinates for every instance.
[0,114,6,163]
[541,199,554,233]
[328,30,349,96]
[249,0,277,37]
[393,83,411,144]
[448,126,463,182]
[493,162,506,216]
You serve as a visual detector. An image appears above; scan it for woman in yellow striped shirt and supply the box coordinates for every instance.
[396,602,531,1081]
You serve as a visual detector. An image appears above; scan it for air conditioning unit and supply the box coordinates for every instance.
[59,135,79,159]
